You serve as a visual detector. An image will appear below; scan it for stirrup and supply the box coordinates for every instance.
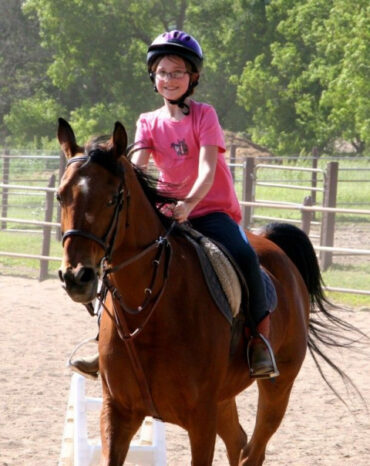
[68,337,99,381]
[247,333,280,379]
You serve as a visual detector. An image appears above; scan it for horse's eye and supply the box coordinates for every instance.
[56,192,62,204]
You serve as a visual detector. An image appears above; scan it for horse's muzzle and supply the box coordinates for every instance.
[58,265,99,303]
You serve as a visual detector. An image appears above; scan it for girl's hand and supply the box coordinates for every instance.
[173,200,192,223]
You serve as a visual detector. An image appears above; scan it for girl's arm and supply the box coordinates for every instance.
[131,148,151,170]
[173,145,218,223]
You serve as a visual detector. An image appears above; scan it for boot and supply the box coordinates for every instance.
[69,353,99,380]
[246,315,280,379]
[68,337,99,380]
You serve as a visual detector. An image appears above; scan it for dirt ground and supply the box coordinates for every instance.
[0,275,369,466]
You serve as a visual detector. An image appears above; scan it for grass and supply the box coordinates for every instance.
[323,264,370,308]
[233,156,370,308]
[0,230,62,279]
[234,157,370,223]
[1,155,370,307]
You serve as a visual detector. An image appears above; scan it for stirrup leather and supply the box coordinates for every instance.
[247,333,280,379]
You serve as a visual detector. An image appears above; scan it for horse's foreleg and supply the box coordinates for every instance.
[187,403,218,466]
[239,376,294,466]
[216,398,248,466]
[100,398,143,466]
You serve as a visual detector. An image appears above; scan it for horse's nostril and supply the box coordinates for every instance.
[77,267,96,284]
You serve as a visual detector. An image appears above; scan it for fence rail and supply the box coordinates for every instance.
[0,216,59,227]
[0,251,61,261]
[240,200,370,216]
[1,151,369,296]
[0,183,56,192]
[0,173,58,280]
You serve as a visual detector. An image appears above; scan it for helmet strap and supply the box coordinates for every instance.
[167,92,190,115]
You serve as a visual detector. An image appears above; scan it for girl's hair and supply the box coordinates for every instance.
[151,54,193,73]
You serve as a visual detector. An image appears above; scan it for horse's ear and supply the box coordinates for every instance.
[57,118,82,159]
[112,121,128,159]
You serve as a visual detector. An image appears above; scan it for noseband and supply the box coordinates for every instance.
[61,156,126,262]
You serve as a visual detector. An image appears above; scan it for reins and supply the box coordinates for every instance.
[97,225,173,421]
[103,231,173,317]
[62,153,176,419]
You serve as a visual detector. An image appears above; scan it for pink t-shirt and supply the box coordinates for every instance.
[134,100,241,223]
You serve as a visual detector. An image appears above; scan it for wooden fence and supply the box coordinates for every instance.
[239,158,341,270]
[232,156,370,295]
[1,151,369,295]
[0,174,60,280]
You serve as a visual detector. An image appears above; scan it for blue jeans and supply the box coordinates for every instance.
[190,212,268,327]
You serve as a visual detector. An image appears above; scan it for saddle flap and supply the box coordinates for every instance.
[178,224,244,325]
[177,223,278,326]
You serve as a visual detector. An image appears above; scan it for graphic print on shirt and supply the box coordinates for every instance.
[171,139,188,156]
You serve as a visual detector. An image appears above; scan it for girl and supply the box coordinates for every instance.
[131,30,279,379]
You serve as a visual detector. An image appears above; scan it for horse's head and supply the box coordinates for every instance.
[57,118,127,303]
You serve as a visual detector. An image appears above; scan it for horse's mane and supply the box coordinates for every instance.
[85,136,180,228]
[85,136,124,177]
[133,165,183,228]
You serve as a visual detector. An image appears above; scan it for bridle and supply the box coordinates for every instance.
[61,154,174,419]
[61,155,174,318]
[61,156,126,262]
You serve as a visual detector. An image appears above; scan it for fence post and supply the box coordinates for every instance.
[242,157,255,229]
[1,149,10,229]
[229,144,237,182]
[319,161,338,271]
[39,174,56,281]
[301,195,313,234]
[311,147,319,220]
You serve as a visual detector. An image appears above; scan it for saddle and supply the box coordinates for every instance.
[178,224,277,326]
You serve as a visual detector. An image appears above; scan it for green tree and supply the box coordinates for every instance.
[319,0,370,153]
[21,0,195,141]
[237,0,369,155]
[187,0,270,131]
[17,0,273,143]
[4,93,65,148]
[5,0,367,153]
[0,0,52,142]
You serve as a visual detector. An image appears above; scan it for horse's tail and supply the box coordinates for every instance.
[262,222,366,404]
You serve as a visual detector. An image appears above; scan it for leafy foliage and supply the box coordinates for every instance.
[0,0,368,154]
[237,0,370,154]
[0,0,53,140]
[4,93,65,148]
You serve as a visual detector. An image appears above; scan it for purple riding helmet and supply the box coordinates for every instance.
[147,30,203,113]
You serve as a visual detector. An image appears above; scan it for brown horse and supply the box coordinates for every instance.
[57,118,353,465]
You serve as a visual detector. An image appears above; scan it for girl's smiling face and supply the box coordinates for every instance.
[154,56,191,102]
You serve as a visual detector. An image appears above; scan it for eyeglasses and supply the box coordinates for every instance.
[155,70,189,80]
